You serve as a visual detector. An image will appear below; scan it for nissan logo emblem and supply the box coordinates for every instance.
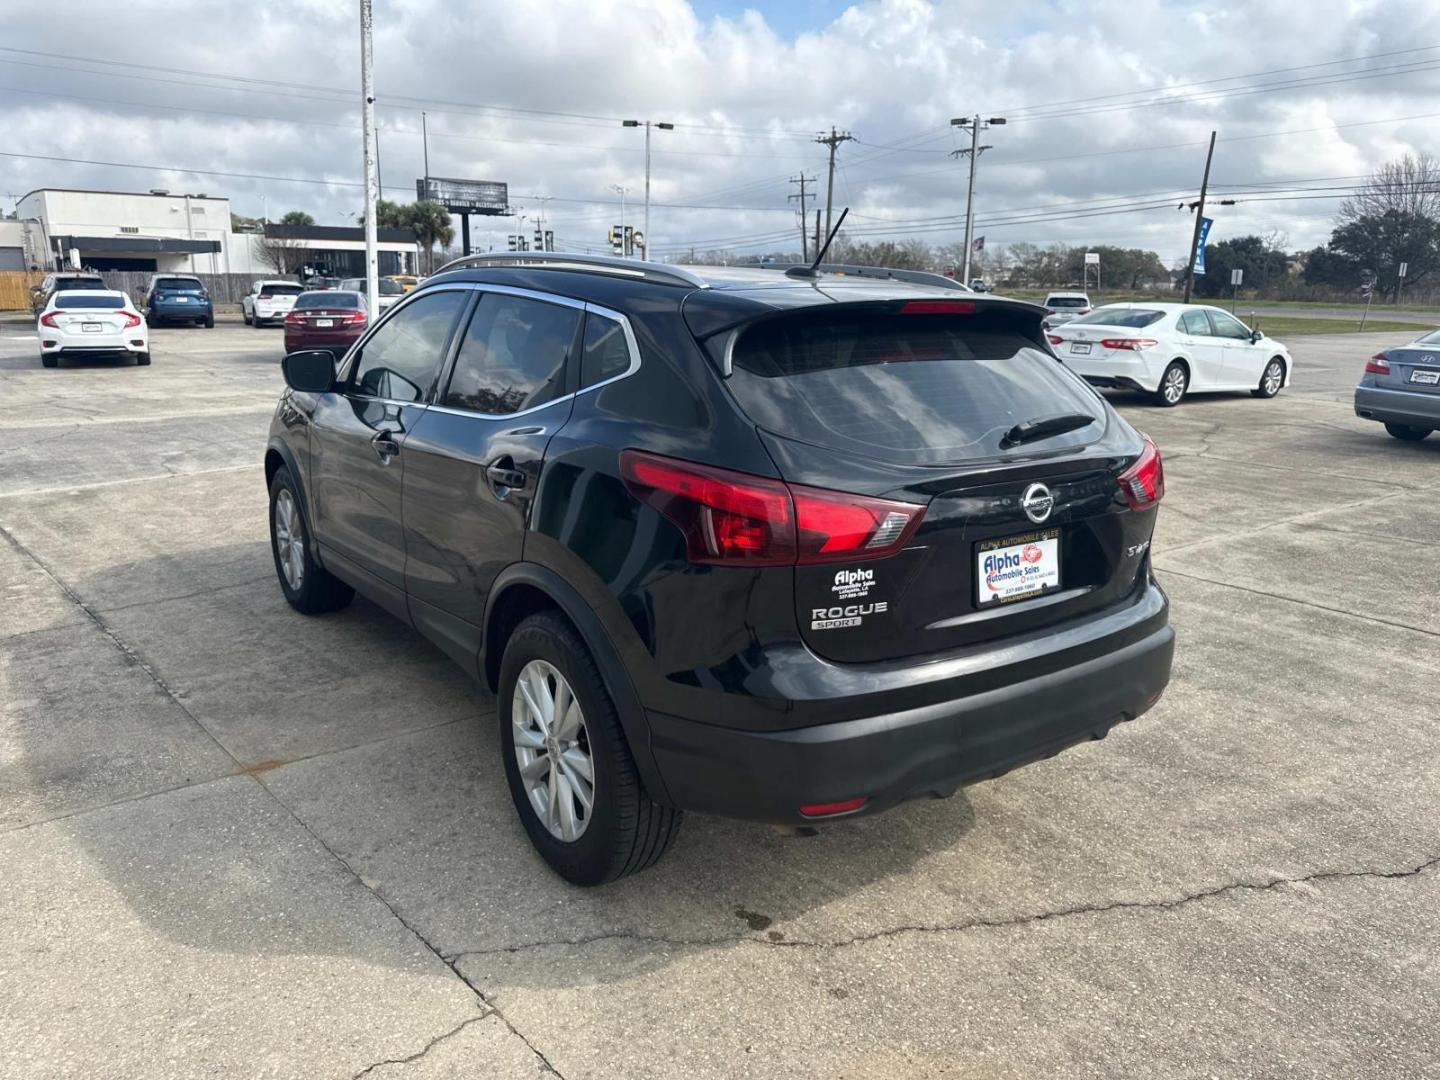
[1021,483,1054,524]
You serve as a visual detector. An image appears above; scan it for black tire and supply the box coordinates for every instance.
[41,354,57,368]
[499,612,681,885]
[203,315,214,328]
[267,467,354,614]
[1252,357,1285,398]
[135,352,151,366]
[1384,422,1433,442]
[243,307,253,325]
[1154,361,1188,407]
[253,315,265,329]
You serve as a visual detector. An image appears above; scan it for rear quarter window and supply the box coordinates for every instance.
[726,308,1105,465]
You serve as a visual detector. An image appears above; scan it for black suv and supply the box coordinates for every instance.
[265,254,1173,884]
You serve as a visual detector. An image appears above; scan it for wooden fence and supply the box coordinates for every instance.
[0,271,45,312]
[0,270,299,311]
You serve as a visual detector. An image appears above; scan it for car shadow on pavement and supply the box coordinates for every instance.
[12,536,982,974]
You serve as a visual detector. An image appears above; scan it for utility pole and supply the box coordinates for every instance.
[814,128,855,242]
[1182,130,1217,304]
[950,115,1006,284]
[788,174,817,261]
[611,185,628,254]
[360,0,379,316]
[421,111,431,193]
[813,210,821,264]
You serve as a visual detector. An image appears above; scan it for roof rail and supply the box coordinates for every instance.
[783,263,972,292]
[432,251,709,289]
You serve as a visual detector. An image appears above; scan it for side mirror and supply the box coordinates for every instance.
[281,350,337,393]
[1250,329,1263,344]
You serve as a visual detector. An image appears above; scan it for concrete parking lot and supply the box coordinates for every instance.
[2,314,1438,1079]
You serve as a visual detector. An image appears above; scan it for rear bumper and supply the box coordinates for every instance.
[149,303,212,320]
[284,331,364,355]
[1068,353,1161,392]
[646,601,1174,824]
[1354,385,1440,428]
[42,334,145,354]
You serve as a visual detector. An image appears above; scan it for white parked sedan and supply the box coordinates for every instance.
[1048,303,1291,406]
[38,290,149,368]
[242,280,305,327]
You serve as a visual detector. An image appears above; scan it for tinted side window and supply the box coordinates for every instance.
[442,293,579,415]
[1206,310,1252,339]
[580,311,634,388]
[1179,310,1211,336]
[351,291,468,403]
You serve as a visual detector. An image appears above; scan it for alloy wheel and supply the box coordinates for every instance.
[1163,367,1186,404]
[512,659,595,842]
[273,489,305,592]
[1263,361,1283,396]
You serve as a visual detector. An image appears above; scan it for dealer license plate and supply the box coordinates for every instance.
[1069,342,1091,355]
[82,323,102,333]
[174,296,189,303]
[1409,369,1440,385]
[316,318,334,328]
[976,529,1061,606]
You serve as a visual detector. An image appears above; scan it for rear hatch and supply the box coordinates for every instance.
[1373,341,1440,394]
[44,295,134,335]
[699,298,1159,664]
[259,284,304,311]
[153,278,207,304]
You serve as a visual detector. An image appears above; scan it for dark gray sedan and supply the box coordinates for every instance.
[1355,329,1440,441]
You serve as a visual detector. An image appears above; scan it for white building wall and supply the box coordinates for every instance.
[16,189,231,272]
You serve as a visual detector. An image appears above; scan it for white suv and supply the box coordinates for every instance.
[1042,291,1093,328]
[242,280,305,327]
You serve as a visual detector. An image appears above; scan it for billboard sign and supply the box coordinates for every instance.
[416,177,509,215]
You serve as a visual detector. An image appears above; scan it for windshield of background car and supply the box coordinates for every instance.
[378,280,405,295]
[1045,296,1090,308]
[54,293,127,309]
[58,277,105,290]
[1070,307,1165,328]
[155,278,203,293]
[726,308,1105,466]
[262,284,304,296]
[295,291,362,309]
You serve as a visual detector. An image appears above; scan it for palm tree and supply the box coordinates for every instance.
[279,210,316,226]
[407,200,454,274]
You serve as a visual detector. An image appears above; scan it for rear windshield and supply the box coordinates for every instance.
[295,291,362,309]
[1415,329,1440,345]
[57,277,105,289]
[260,284,304,296]
[55,294,126,309]
[1071,307,1165,328]
[727,309,1105,465]
[1045,296,1090,308]
[155,278,203,291]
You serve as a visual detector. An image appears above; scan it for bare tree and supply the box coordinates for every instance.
[1340,153,1440,224]
[253,233,306,276]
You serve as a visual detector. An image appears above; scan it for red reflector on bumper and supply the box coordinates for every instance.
[799,797,868,818]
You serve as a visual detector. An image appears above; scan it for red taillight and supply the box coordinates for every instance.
[1365,353,1390,375]
[619,450,926,567]
[800,797,868,818]
[342,311,367,325]
[121,312,143,329]
[1047,334,1064,345]
[1118,435,1164,512]
[900,300,976,315]
[284,311,305,324]
[1100,338,1159,351]
[39,312,60,328]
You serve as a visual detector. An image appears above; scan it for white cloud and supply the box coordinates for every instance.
[2,0,1438,260]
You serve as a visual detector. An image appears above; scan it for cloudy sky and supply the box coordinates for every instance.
[3,0,1439,264]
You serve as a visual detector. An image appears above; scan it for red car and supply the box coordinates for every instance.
[283,290,369,357]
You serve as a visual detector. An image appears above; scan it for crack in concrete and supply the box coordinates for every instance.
[1155,566,1440,639]
[349,1012,491,1079]
[446,854,1440,962]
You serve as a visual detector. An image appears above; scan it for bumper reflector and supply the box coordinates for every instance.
[799,797,868,818]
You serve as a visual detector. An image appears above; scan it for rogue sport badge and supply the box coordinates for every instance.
[1020,482,1054,524]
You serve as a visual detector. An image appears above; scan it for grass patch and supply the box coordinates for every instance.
[1244,316,1430,336]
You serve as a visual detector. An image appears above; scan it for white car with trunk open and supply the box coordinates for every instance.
[1048,302,1290,406]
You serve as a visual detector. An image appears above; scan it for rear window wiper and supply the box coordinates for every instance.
[999,413,1097,449]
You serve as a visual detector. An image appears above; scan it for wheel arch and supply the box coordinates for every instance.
[482,563,675,807]
[265,437,322,563]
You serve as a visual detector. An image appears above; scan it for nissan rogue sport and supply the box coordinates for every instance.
[264,254,1174,885]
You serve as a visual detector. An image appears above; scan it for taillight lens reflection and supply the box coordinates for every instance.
[620,450,926,567]
[1100,338,1159,351]
[1365,353,1390,375]
[1118,434,1165,512]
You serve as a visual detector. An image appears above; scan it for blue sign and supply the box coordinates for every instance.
[1193,216,1213,276]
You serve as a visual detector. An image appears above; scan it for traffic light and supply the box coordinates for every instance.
[610,226,623,255]
[533,229,543,252]
[623,225,634,257]
[544,230,554,252]
[507,235,517,252]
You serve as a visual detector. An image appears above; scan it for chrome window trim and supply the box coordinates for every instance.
[418,286,643,421]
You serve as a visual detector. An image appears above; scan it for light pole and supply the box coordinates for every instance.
[950,115,1005,284]
[622,120,674,260]
[610,185,628,254]
[359,0,379,316]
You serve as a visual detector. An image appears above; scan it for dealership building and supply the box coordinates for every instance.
[6,187,419,276]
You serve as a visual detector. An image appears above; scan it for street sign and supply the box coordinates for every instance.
[1084,252,1100,265]
[1230,268,1243,286]
[1398,261,1409,278]
[416,177,509,215]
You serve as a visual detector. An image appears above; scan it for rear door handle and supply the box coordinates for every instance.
[371,431,401,462]
[486,459,527,493]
